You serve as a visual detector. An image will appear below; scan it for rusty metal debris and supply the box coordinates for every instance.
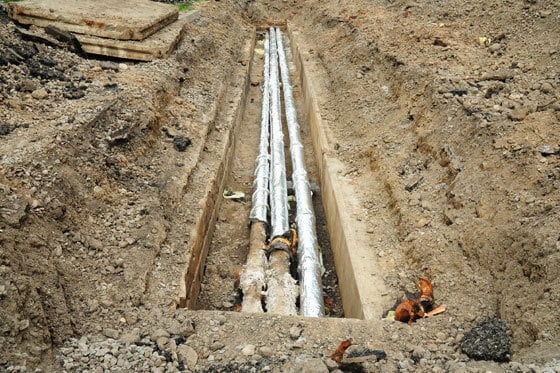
[330,338,354,363]
[384,277,447,325]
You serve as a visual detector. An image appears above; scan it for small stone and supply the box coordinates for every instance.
[177,345,198,370]
[488,43,501,53]
[356,72,363,79]
[412,346,427,362]
[173,136,192,152]
[102,328,119,339]
[508,106,530,121]
[289,326,302,340]
[150,329,170,342]
[241,344,256,356]
[210,341,225,351]
[31,88,48,100]
[259,346,273,357]
[300,358,329,373]
[324,358,339,370]
[18,319,30,331]
[121,328,141,344]
[20,79,37,92]
[156,336,169,351]
[118,63,128,70]
[540,82,554,94]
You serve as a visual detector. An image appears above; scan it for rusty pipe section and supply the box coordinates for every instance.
[275,27,324,317]
[249,33,271,224]
[268,27,290,238]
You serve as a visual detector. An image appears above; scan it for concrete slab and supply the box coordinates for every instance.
[7,0,178,41]
[75,11,199,61]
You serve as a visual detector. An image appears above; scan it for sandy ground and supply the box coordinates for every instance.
[1,0,560,371]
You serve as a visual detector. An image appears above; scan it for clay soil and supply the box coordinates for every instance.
[1,0,560,372]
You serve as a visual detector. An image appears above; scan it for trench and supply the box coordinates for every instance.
[180,25,387,319]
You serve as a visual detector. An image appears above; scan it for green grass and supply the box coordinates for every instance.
[2,0,24,3]
[176,0,205,12]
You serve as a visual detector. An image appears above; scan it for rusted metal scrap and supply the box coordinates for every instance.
[387,277,447,325]
[330,338,354,363]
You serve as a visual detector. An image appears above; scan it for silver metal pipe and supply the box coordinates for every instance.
[268,27,290,238]
[275,27,324,317]
[249,34,271,224]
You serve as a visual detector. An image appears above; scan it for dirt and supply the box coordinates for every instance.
[1,0,560,371]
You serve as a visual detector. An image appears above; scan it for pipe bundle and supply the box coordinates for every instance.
[242,27,324,317]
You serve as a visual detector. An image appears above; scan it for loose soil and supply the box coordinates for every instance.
[1,0,559,371]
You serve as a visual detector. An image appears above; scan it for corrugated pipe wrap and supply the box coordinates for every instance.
[249,33,271,224]
[268,28,290,238]
[275,27,325,317]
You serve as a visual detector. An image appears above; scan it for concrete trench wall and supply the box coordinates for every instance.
[287,24,387,320]
[178,30,257,309]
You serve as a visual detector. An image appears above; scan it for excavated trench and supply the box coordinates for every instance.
[179,25,387,320]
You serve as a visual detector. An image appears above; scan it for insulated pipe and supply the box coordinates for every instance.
[275,27,325,317]
[266,28,299,315]
[241,34,271,313]
[268,28,290,238]
[249,34,271,224]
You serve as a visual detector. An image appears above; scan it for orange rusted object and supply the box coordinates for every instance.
[418,277,433,304]
[330,338,354,362]
[395,300,425,325]
[393,277,445,325]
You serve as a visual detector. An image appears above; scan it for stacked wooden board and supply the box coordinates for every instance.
[7,0,198,61]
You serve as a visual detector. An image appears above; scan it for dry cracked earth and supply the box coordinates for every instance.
[1,0,560,372]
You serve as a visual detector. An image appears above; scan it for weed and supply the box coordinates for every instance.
[176,0,205,12]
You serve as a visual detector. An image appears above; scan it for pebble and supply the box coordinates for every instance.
[259,346,273,357]
[540,82,554,94]
[508,106,530,121]
[150,328,170,342]
[102,328,119,339]
[241,344,256,356]
[31,88,48,100]
[177,345,198,370]
[289,326,302,340]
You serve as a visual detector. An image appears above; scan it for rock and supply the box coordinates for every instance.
[0,192,29,227]
[488,43,501,53]
[150,328,170,342]
[181,321,195,337]
[508,106,530,121]
[102,328,119,339]
[156,336,169,351]
[210,341,225,351]
[289,326,302,340]
[540,82,554,94]
[241,344,256,356]
[19,79,37,92]
[300,357,329,373]
[177,345,198,370]
[173,136,192,152]
[460,319,511,362]
[259,346,273,357]
[412,346,428,362]
[31,88,48,100]
[324,358,339,370]
[120,329,141,344]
